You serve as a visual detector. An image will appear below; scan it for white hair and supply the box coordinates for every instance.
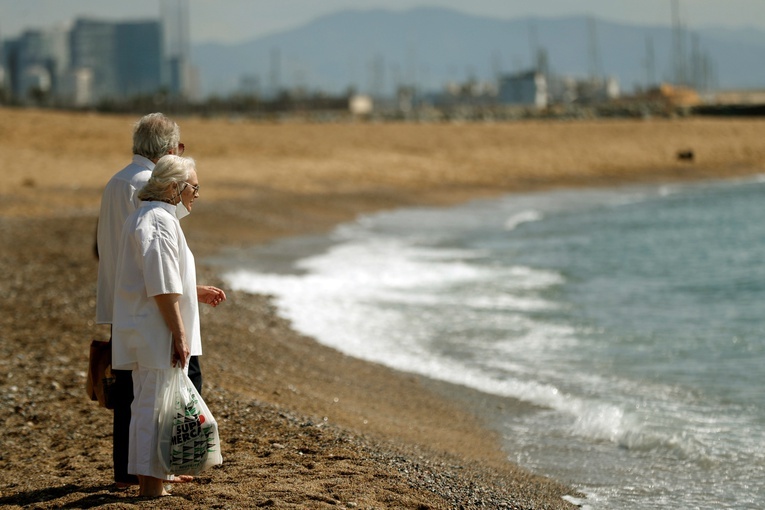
[137,155,195,201]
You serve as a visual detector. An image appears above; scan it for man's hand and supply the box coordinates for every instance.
[197,285,226,307]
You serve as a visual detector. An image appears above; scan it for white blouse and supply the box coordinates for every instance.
[111,201,201,370]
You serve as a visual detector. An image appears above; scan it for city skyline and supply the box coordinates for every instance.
[2,0,765,46]
[3,2,764,107]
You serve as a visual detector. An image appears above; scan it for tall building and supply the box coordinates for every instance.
[69,19,118,102]
[69,18,162,103]
[114,21,163,98]
[161,0,191,98]
[2,38,21,97]
[3,25,69,103]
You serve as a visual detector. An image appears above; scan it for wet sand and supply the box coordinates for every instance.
[1,107,764,508]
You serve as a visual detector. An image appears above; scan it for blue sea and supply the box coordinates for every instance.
[220,176,765,509]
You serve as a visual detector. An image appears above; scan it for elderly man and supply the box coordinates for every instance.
[95,113,204,489]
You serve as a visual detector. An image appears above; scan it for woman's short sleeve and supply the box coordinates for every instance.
[141,228,183,297]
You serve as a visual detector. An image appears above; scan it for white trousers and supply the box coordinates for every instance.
[129,367,174,480]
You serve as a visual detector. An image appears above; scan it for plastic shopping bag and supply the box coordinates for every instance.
[157,368,223,475]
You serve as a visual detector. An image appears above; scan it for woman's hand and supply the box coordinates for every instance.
[197,285,227,307]
[172,333,190,368]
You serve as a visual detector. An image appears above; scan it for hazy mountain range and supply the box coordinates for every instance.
[191,7,765,98]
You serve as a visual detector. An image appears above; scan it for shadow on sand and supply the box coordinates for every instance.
[0,483,146,508]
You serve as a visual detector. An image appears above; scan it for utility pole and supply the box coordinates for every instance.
[160,0,190,97]
[645,36,656,88]
[587,16,602,79]
[491,50,502,82]
[671,0,687,85]
[269,47,281,97]
[368,54,385,99]
[527,20,538,71]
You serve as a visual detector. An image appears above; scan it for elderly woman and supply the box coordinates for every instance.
[111,155,225,497]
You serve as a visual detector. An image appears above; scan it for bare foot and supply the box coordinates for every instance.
[138,475,171,497]
[170,474,194,483]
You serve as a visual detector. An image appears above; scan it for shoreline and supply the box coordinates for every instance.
[201,174,763,507]
[3,109,765,508]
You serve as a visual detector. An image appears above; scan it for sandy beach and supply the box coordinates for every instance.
[1,107,764,509]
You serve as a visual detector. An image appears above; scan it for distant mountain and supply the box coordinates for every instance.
[190,7,765,98]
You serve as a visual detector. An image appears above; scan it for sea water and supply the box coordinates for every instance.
[220,176,765,509]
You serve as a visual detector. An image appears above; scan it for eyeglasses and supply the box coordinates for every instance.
[177,142,185,156]
[184,182,200,196]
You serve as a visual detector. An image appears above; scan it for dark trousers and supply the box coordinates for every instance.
[112,356,202,484]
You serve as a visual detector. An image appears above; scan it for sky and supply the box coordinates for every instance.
[2,0,764,45]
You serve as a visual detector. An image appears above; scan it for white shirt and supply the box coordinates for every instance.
[111,201,202,370]
[95,155,154,324]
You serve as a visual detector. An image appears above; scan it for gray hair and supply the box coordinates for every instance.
[138,155,196,202]
[132,113,180,160]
